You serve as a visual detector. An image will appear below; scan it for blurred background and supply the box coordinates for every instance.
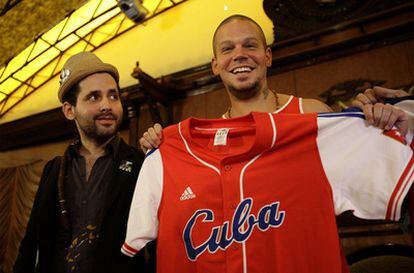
[0,0,413,272]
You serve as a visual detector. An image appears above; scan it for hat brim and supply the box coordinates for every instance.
[58,63,119,102]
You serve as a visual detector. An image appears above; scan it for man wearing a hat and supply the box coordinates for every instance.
[14,52,152,273]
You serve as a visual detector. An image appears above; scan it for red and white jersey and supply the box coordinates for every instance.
[122,112,414,273]
[223,95,352,273]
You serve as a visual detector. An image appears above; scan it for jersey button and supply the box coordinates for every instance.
[232,245,239,250]
[224,165,232,171]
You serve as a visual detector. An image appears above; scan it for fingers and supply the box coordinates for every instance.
[351,99,363,110]
[154,123,163,137]
[139,133,158,153]
[138,124,165,154]
[147,127,161,145]
[372,103,384,127]
[142,131,159,148]
[352,93,368,108]
[368,103,409,136]
[362,104,374,125]
[364,89,380,103]
[372,86,396,99]
[354,87,410,111]
[352,89,379,110]
[373,86,409,98]
[384,109,399,131]
[378,104,395,129]
[139,137,150,154]
[394,110,408,136]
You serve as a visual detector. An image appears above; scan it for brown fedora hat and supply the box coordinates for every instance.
[58,52,119,102]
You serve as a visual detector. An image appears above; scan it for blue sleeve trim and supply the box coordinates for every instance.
[145,148,158,158]
[318,112,365,119]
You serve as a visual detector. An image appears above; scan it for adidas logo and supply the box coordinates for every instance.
[180,186,196,201]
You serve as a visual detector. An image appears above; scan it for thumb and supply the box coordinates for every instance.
[395,112,409,136]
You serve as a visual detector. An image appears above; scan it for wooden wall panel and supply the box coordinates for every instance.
[173,93,207,121]
[137,105,157,139]
[267,72,297,96]
[293,41,413,100]
[407,39,414,85]
[203,88,229,119]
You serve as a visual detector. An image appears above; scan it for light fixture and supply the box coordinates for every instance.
[117,0,149,23]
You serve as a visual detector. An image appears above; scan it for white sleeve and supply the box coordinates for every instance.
[317,113,414,221]
[121,149,163,257]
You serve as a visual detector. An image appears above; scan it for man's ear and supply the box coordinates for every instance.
[62,102,75,120]
[265,47,272,67]
[211,57,220,76]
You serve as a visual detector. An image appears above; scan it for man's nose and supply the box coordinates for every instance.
[232,46,248,62]
[99,97,112,112]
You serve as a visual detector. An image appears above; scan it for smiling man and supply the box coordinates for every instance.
[14,52,151,273]
[140,15,407,150]
[211,15,332,116]
[132,14,410,273]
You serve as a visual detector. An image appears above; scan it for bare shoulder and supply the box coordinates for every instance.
[301,98,333,113]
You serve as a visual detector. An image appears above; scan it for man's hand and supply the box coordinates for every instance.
[352,86,409,135]
[367,103,408,135]
[139,123,163,153]
[353,86,409,106]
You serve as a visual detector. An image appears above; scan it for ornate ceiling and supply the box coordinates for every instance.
[0,0,188,120]
[0,0,88,67]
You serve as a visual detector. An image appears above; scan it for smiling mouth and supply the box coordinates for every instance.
[230,66,253,74]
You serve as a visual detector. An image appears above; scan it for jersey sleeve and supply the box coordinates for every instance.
[121,149,163,257]
[317,113,414,221]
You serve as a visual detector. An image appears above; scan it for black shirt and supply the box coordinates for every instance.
[62,136,120,273]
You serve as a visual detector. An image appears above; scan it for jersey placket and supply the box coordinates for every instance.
[177,113,278,273]
[220,159,244,273]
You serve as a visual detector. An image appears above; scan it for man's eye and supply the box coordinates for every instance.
[221,47,232,53]
[110,94,119,100]
[88,95,98,101]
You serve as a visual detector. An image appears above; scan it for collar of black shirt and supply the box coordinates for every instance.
[67,135,121,161]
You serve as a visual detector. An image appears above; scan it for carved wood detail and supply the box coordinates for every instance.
[263,0,411,41]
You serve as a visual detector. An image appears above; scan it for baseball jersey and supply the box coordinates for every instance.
[122,112,414,273]
[222,95,351,272]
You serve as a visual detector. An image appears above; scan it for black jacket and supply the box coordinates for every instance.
[14,140,154,273]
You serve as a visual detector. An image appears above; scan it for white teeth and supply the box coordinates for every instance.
[232,67,252,74]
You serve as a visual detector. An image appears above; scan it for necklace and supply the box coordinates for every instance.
[227,89,279,118]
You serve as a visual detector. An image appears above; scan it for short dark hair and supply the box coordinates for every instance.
[62,83,81,106]
[212,14,268,56]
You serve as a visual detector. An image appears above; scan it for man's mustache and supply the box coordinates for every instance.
[94,113,118,120]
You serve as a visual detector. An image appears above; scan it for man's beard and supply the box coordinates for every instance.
[76,113,122,145]
[227,80,260,100]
